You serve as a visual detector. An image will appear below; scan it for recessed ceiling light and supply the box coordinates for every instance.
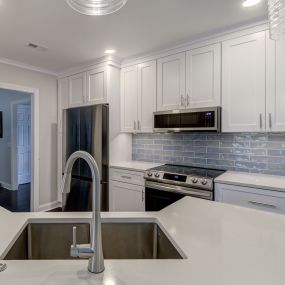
[242,0,261,7]
[105,49,116,54]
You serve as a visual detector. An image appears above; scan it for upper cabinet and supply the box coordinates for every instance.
[222,32,266,132]
[86,67,107,105]
[266,32,285,132]
[186,43,221,108]
[59,66,108,110]
[121,60,156,133]
[157,53,186,111]
[138,61,157,132]
[121,65,138,132]
[68,72,87,108]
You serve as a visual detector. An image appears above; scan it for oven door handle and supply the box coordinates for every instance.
[145,181,212,198]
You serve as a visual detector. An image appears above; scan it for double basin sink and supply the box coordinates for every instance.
[4,222,183,260]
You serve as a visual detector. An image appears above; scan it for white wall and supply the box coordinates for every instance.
[0,89,30,188]
[0,62,58,207]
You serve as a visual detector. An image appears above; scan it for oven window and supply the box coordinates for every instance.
[145,188,185,211]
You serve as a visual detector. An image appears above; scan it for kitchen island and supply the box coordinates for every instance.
[0,197,285,285]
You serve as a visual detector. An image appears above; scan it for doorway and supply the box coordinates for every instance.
[0,82,39,212]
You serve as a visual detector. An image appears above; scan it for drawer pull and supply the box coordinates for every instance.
[121,175,132,180]
[248,200,277,209]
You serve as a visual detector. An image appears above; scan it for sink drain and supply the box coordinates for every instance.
[0,263,7,272]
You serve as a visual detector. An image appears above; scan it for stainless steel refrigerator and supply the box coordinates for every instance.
[62,104,109,212]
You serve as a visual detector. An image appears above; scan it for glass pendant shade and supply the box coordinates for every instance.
[268,0,285,40]
[66,0,128,16]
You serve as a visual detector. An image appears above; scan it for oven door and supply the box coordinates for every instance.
[145,181,213,211]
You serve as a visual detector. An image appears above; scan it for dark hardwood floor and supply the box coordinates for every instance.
[0,184,30,212]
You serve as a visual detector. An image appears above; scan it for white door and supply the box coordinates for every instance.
[222,32,266,132]
[109,180,145,212]
[17,105,31,185]
[86,67,107,105]
[68,72,86,107]
[138,61,157,133]
[157,52,186,111]
[266,32,285,132]
[121,65,138,132]
[186,43,221,108]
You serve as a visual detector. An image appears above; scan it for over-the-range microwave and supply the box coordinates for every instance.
[153,107,221,133]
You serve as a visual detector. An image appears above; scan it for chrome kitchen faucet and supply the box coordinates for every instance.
[60,151,105,274]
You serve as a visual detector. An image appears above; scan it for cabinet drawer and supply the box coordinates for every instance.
[109,168,144,186]
[222,188,285,215]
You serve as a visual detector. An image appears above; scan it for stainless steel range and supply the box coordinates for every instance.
[144,164,225,211]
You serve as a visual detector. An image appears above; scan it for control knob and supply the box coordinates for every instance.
[154,172,160,178]
[147,171,153,177]
[191,177,198,183]
[201,179,208,185]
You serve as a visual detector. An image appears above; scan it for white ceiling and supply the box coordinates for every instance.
[0,0,268,74]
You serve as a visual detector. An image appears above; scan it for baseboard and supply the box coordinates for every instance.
[0,181,15,191]
[38,201,62,212]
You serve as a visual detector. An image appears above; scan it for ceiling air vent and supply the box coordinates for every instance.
[27,43,48,52]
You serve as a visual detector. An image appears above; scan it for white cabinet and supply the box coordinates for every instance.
[215,183,285,215]
[68,72,86,108]
[109,181,145,212]
[266,34,285,132]
[121,61,156,133]
[109,167,145,212]
[186,43,221,108]
[222,31,266,132]
[138,61,157,132]
[157,52,186,111]
[121,65,138,132]
[86,67,107,105]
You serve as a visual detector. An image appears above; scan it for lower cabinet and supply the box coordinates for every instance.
[215,183,285,215]
[109,167,145,212]
[109,180,145,212]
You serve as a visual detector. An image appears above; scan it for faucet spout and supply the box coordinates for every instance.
[60,151,105,274]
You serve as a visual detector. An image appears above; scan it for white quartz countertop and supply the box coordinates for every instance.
[110,161,162,172]
[215,171,285,192]
[1,198,285,284]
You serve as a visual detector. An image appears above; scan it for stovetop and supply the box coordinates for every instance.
[148,164,225,179]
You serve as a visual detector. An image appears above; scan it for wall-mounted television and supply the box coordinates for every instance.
[0,111,2,138]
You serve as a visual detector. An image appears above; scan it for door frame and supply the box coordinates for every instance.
[11,99,32,190]
[0,82,39,212]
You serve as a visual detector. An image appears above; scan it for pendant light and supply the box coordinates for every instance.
[66,0,128,16]
[268,0,285,40]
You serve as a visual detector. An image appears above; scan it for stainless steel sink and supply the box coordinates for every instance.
[4,223,183,260]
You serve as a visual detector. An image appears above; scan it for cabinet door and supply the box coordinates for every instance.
[121,65,138,132]
[68,72,86,108]
[186,43,221,108]
[157,52,186,111]
[109,180,145,212]
[222,32,266,132]
[215,183,285,215]
[266,32,285,132]
[86,67,107,105]
[138,61,157,132]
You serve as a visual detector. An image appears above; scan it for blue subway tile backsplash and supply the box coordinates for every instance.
[132,133,285,176]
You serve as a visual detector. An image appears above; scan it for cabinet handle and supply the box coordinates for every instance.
[269,113,272,129]
[142,191,145,202]
[259,114,262,129]
[134,120,137,131]
[181,95,185,107]
[248,200,277,209]
[137,120,141,131]
[121,175,132,180]
[186,94,190,107]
